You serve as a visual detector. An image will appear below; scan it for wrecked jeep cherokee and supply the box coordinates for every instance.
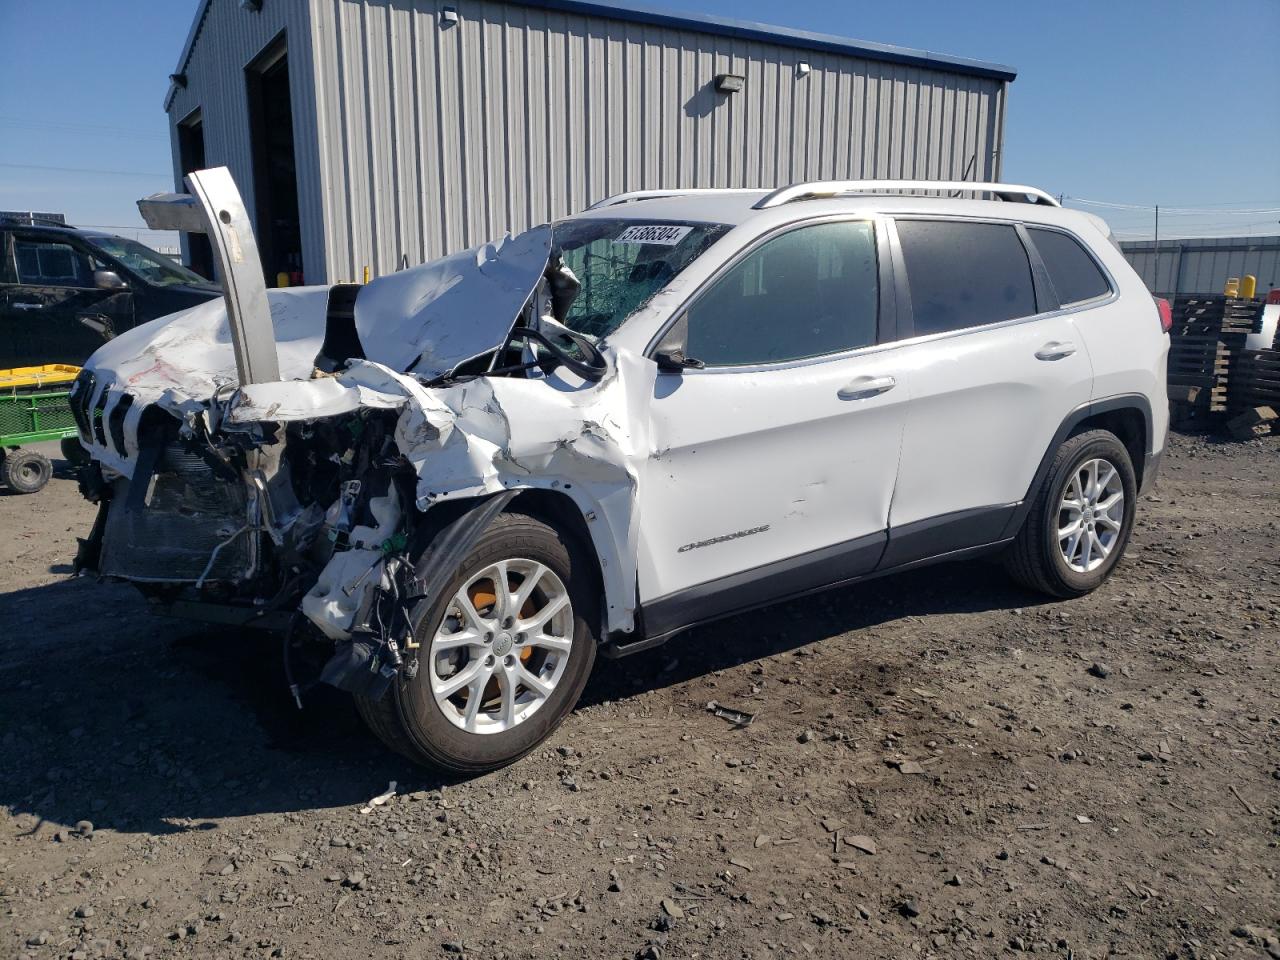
[70,171,1168,772]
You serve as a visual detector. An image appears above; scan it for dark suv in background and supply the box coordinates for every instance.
[0,218,221,369]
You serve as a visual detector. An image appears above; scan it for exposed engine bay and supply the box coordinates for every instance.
[70,219,651,704]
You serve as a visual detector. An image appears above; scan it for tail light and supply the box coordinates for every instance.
[1268,289,1280,305]
[1155,297,1172,333]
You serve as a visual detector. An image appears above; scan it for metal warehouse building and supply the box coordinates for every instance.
[165,0,1016,285]
[1121,235,1280,298]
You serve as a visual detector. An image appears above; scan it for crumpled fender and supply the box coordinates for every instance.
[228,351,653,635]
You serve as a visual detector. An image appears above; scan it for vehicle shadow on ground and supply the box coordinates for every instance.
[579,560,1041,707]
[0,560,1045,836]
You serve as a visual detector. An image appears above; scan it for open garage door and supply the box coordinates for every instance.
[246,34,302,286]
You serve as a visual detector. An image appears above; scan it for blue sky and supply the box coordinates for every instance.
[1,0,1277,247]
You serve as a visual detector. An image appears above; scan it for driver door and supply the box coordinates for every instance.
[636,218,909,637]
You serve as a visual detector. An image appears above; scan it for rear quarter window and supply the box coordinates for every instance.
[1027,227,1112,306]
[895,220,1037,336]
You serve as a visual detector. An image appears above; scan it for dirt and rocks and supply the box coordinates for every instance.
[1,431,1277,960]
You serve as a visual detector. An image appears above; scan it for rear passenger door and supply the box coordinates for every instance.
[882,218,1094,566]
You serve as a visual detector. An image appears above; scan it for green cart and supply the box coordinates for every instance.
[0,364,82,495]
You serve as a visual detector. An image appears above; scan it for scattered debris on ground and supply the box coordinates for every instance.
[1,431,1277,959]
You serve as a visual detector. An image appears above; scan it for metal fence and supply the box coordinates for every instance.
[1121,236,1280,298]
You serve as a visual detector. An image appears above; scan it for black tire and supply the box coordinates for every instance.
[356,512,598,773]
[60,436,89,466]
[1004,429,1137,598]
[2,449,53,495]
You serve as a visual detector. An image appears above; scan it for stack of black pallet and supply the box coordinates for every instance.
[1229,318,1280,436]
[1166,296,1262,429]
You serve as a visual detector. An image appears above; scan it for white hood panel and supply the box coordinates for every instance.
[354,225,552,377]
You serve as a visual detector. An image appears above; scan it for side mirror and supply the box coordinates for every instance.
[653,348,706,373]
[94,270,127,291]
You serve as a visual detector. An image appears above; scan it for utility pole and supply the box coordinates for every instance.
[1153,205,1160,288]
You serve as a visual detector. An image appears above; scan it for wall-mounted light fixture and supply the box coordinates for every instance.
[169,72,188,89]
[240,0,262,11]
[796,62,811,77]
[440,6,459,25]
[714,73,745,93]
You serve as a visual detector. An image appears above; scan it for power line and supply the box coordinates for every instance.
[0,162,171,178]
[1065,196,1280,216]
[1114,227,1280,240]
[0,117,168,143]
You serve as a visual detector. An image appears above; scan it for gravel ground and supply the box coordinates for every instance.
[1,431,1277,960]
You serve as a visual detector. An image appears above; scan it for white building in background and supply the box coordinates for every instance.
[165,0,1016,284]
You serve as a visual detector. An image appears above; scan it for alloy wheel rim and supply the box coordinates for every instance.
[1057,457,1124,573]
[428,558,573,735]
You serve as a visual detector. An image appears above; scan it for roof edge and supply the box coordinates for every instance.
[164,0,212,112]
[164,0,1016,114]
[508,0,1017,81]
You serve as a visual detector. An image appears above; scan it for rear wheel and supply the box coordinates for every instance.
[1004,430,1136,598]
[1,449,53,495]
[356,512,597,773]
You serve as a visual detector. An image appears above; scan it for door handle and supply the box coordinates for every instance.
[837,375,896,400]
[1035,340,1076,361]
[13,302,44,311]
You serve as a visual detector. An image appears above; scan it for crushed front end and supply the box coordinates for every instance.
[71,302,445,701]
[71,208,643,709]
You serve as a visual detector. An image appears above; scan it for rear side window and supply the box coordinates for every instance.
[1027,227,1111,305]
[12,236,95,287]
[896,220,1037,336]
[683,220,879,366]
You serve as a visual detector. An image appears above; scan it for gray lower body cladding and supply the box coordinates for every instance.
[99,445,252,584]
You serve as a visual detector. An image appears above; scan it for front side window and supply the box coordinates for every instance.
[84,235,207,288]
[13,237,95,287]
[681,220,879,366]
[896,220,1037,336]
[1027,227,1111,306]
[553,219,731,339]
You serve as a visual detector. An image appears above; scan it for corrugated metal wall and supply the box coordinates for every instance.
[1122,236,1280,297]
[171,0,1007,285]
[166,0,326,283]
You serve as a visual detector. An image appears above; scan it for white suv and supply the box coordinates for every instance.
[72,177,1169,772]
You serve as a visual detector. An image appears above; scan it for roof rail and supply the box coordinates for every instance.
[753,180,1060,209]
[587,188,764,210]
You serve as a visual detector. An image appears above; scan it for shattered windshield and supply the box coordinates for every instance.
[553,218,731,339]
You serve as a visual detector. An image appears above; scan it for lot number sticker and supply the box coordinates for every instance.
[614,224,693,246]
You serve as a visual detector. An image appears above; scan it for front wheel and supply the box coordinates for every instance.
[1004,429,1137,598]
[356,512,597,773]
